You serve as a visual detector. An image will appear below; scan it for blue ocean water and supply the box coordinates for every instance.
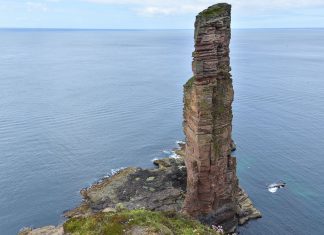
[0,29,323,234]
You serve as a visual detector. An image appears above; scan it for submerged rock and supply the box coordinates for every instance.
[267,181,286,193]
[231,140,237,152]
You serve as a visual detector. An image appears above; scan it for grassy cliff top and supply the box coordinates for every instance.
[63,209,221,235]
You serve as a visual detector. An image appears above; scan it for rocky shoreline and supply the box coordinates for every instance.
[69,144,260,231]
[21,144,260,235]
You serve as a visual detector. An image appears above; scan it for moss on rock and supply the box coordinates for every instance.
[198,3,229,18]
[184,76,195,90]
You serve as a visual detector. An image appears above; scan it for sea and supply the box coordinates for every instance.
[0,28,323,235]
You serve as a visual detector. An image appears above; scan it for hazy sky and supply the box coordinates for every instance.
[1,0,324,29]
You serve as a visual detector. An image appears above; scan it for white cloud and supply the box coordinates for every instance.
[84,0,324,16]
[138,7,176,15]
[26,2,49,12]
[137,4,207,16]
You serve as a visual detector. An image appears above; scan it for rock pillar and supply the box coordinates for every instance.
[182,3,239,229]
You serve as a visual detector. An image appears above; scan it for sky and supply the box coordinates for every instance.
[1,0,324,29]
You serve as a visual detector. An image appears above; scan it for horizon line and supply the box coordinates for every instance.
[1,27,324,31]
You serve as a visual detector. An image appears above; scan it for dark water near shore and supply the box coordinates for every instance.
[0,29,323,234]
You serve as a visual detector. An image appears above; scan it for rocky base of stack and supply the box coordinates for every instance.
[66,156,188,218]
[21,164,260,234]
[22,147,260,234]
[236,188,262,226]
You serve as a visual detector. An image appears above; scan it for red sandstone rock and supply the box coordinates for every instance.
[182,3,239,230]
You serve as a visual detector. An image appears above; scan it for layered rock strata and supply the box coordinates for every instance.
[182,3,243,230]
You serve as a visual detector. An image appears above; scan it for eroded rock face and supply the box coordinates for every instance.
[182,3,239,230]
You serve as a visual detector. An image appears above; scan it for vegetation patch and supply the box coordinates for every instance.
[184,76,195,90]
[199,4,228,18]
[63,209,221,235]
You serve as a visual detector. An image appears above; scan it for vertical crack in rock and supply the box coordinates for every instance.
[183,3,240,231]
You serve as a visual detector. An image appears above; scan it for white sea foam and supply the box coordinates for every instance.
[151,157,159,162]
[88,167,127,187]
[267,181,286,193]
[110,167,126,176]
[152,140,184,162]
[268,187,278,193]
[169,151,181,159]
[162,150,172,155]
[176,140,185,145]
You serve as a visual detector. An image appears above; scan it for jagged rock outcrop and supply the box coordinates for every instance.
[64,156,187,219]
[62,149,260,229]
[182,3,248,231]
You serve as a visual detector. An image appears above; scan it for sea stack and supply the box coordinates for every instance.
[183,3,239,230]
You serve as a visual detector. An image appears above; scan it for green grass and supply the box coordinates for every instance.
[63,209,220,235]
[199,3,229,18]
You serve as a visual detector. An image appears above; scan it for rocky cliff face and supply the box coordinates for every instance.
[182,3,239,230]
